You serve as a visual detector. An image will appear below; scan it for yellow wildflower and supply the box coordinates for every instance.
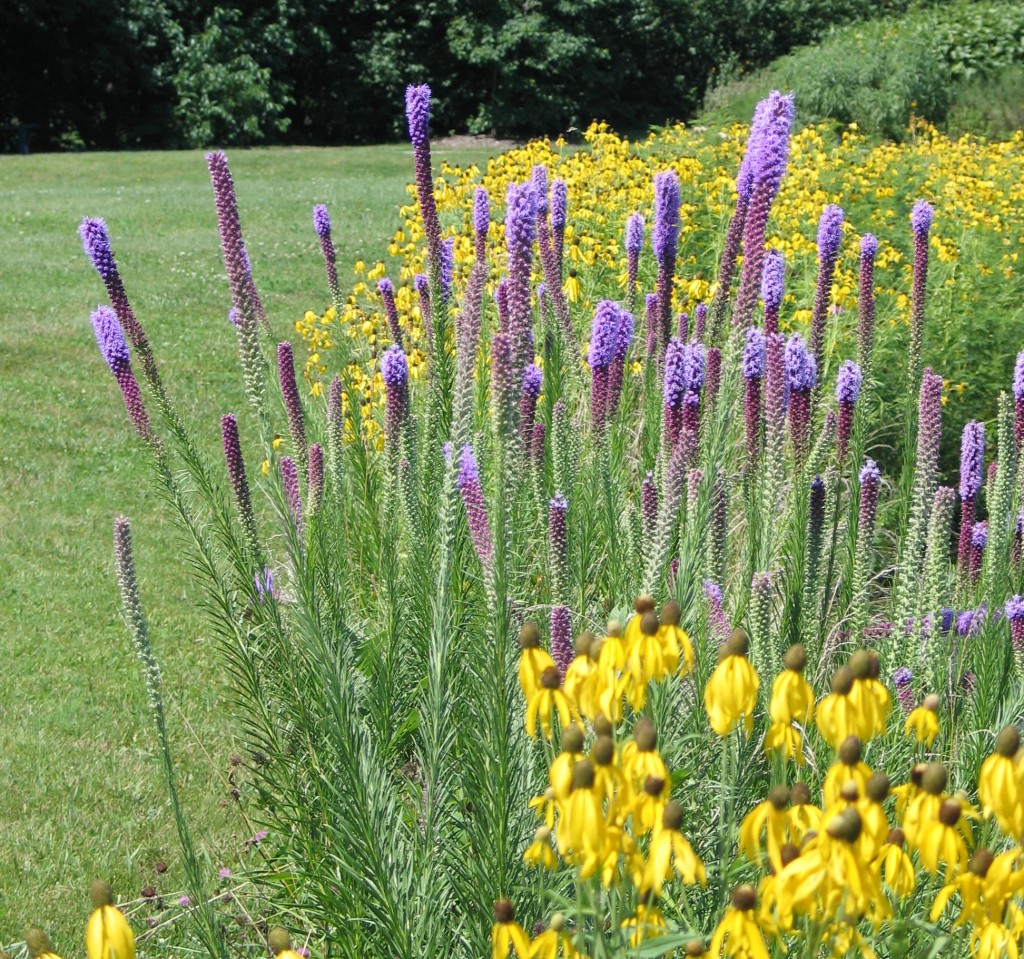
[904,693,941,747]
[642,801,706,892]
[704,629,759,736]
[85,881,134,959]
[709,885,770,959]
[492,900,530,959]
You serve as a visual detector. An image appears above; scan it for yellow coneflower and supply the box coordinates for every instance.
[856,772,892,860]
[917,797,972,876]
[558,760,606,865]
[739,785,791,872]
[562,632,596,712]
[904,693,941,747]
[642,801,706,892]
[590,733,626,807]
[822,736,872,808]
[979,726,1022,836]
[528,914,572,959]
[709,885,770,959]
[267,928,306,959]
[786,782,823,844]
[549,724,585,800]
[620,718,668,788]
[85,881,134,959]
[529,787,556,829]
[930,847,992,925]
[875,828,916,898]
[632,773,671,833]
[25,929,63,959]
[626,609,669,704]
[847,650,890,740]
[620,895,668,948]
[524,825,557,869]
[768,644,814,726]
[816,665,860,748]
[525,667,578,740]
[658,599,694,676]
[491,900,530,959]
[704,629,760,737]
[902,762,947,848]
[519,623,557,702]
[563,269,582,304]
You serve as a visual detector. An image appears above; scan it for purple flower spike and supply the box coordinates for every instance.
[405,84,431,146]
[589,300,622,433]
[836,360,862,460]
[474,187,490,255]
[458,446,494,568]
[92,305,152,438]
[644,293,659,356]
[1006,596,1024,621]
[626,213,644,256]
[858,459,881,541]
[378,277,402,344]
[1008,597,1024,661]
[1014,351,1024,453]
[761,249,785,335]
[810,204,844,373]
[606,309,634,421]
[959,421,986,500]
[893,666,914,714]
[972,521,989,549]
[549,493,568,594]
[551,606,573,681]
[278,341,307,462]
[705,347,722,410]
[785,334,817,393]
[550,178,568,270]
[520,363,543,443]
[280,457,303,533]
[970,520,988,585]
[733,92,796,330]
[440,237,455,297]
[856,233,878,372]
[703,580,731,642]
[743,327,766,380]
[79,217,117,284]
[663,337,688,411]
[911,199,934,236]
[694,303,708,342]
[222,413,257,543]
[641,472,658,543]
[504,181,539,372]
[313,204,331,239]
[380,344,409,453]
[652,169,681,353]
[531,165,549,214]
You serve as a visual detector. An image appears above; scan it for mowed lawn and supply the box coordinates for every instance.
[0,142,495,948]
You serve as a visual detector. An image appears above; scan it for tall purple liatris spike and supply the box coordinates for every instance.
[703,581,731,642]
[662,337,687,451]
[785,333,816,463]
[308,443,324,517]
[440,237,454,301]
[694,303,708,342]
[530,421,546,468]
[280,456,303,534]
[809,204,844,373]
[835,360,862,462]
[1006,596,1024,665]
[327,374,344,479]
[1015,514,1024,570]
[550,606,574,682]
[458,446,494,569]
[473,187,490,262]
[378,278,403,344]
[91,306,153,439]
[606,309,635,420]
[859,460,881,541]
[550,179,567,271]
[705,347,722,410]
[405,84,442,268]
[652,169,681,354]
[957,420,986,577]
[644,293,659,356]
[625,212,644,307]
[970,521,987,585]
[520,364,543,444]
[414,272,432,339]
[681,392,701,468]
[893,667,914,714]
[742,326,766,464]
[761,249,785,336]
[221,413,258,547]
[504,181,540,374]
[733,92,795,330]
[313,204,341,306]
[380,345,409,456]
[908,200,934,391]
[205,152,266,331]
[277,341,307,465]
[856,234,878,372]
[80,218,164,398]
[491,330,518,440]
[588,301,622,434]
[1013,351,1024,453]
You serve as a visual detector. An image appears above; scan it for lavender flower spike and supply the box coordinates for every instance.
[1006,596,1024,663]
[404,84,442,268]
[761,249,785,335]
[504,180,540,374]
[280,457,303,533]
[313,204,340,305]
[856,233,878,373]
[625,212,644,308]
[308,443,324,517]
[91,306,152,439]
[810,204,844,373]
[551,606,573,681]
[970,520,988,585]
[458,445,494,568]
[652,170,681,354]
[835,360,862,461]
[549,492,569,599]
[473,187,490,261]
[908,199,934,391]
[893,666,914,714]
[222,413,258,547]
[278,341,307,465]
[589,300,622,433]
[80,217,164,396]
[1014,350,1024,453]
[380,344,410,455]
[743,327,766,464]
[378,277,403,344]
[959,420,986,501]
[520,363,543,445]
[785,333,816,462]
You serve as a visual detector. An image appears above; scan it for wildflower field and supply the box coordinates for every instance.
[22,81,1024,959]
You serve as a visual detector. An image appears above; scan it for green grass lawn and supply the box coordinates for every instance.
[0,143,495,950]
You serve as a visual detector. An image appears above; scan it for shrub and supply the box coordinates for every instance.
[80,87,1024,959]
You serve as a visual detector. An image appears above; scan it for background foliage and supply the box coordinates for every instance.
[1,0,951,150]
